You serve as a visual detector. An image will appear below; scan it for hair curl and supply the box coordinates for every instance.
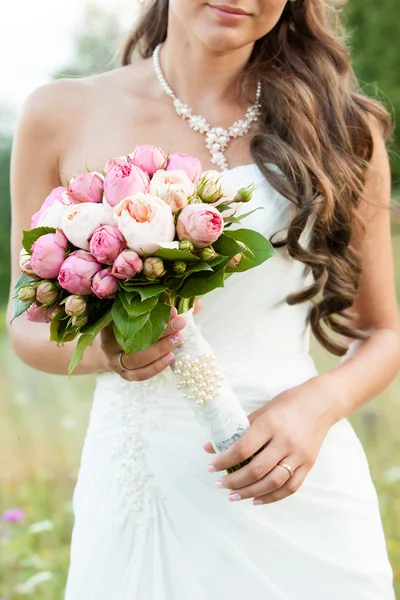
[122,0,393,355]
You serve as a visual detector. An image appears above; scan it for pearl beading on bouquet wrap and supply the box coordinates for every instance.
[171,309,251,453]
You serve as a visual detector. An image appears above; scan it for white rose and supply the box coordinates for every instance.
[37,200,67,229]
[62,203,116,250]
[114,193,175,256]
[149,169,195,202]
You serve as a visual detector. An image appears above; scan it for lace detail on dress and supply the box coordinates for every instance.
[109,371,170,526]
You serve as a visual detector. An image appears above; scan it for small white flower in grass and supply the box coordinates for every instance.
[28,520,54,534]
[15,571,53,595]
[384,466,400,483]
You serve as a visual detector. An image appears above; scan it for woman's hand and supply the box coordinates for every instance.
[203,377,337,505]
[100,300,203,381]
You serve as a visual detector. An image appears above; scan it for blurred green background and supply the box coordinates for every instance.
[1,1,400,599]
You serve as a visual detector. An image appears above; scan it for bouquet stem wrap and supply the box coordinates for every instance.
[171,308,251,472]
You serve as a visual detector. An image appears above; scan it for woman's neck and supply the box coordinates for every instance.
[159,31,254,113]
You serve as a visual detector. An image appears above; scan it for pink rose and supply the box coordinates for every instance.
[67,172,104,204]
[58,250,102,295]
[111,249,143,280]
[89,225,126,265]
[128,145,166,176]
[26,302,52,323]
[30,229,68,279]
[104,163,150,208]
[166,153,202,182]
[176,204,224,248]
[104,156,128,175]
[91,268,119,299]
[31,186,66,229]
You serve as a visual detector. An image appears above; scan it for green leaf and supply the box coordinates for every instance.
[224,229,276,272]
[152,247,199,262]
[235,206,264,222]
[178,268,225,298]
[118,300,171,355]
[119,284,167,301]
[11,274,36,321]
[68,307,113,375]
[167,261,213,291]
[112,296,150,341]
[22,227,56,253]
[120,291,159,316]
[216,203,232,213]
[68,334,94,376]
[49,308,67,342]
[213,233,243,259]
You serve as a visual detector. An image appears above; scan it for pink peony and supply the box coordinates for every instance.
[112,249,143,280]
[67,172,104,204]
[91,268,119,299]
[30,229,68,279]
[26,302,52,323]
[176,204,224,248]
[128,145,166,176]
[114,193,175,256]
[104,156,128,175]
[89,225,126,265]
[58,250,102,295]
[31,186,66,229]
[166,152,202,182]
[104,163,149,208]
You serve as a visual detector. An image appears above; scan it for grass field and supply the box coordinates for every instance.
[1,230,400,599]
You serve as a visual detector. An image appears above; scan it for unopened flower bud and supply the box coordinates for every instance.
[178,240,194,253]
[227,253,243,268]
[142,257,165,280]
[65,295,87,317]
[18,285,36,303]
[71,313,88,328]
[197,175,224,204]
[173,260,186,274]
[198,246,219,262]
[19,250,39,279]
[36,281,59,305]
[233,183,256,203]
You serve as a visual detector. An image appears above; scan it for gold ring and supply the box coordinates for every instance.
[277,462,294,477]
[117,351,135,372]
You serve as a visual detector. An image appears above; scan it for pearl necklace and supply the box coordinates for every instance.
[152,43,262,171]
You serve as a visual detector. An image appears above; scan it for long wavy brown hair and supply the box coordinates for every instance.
[122,0,393,355]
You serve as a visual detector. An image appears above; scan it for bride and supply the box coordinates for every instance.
[8,0,399,598]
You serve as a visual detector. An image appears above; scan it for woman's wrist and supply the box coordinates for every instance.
[299,373,349,427]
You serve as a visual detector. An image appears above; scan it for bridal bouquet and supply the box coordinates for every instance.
[12,146,274,471]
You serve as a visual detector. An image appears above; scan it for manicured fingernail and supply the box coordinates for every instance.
[208,464,217,472]
[216,480,225,489]
[169,332,181,344]
[228,493,242,502]
[163,352,175,364]
[253,499,264,506]
[172,317,186,330]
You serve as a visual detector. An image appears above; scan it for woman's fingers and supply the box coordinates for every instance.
[203,442,215,454]
[252,465,308,505]
[101,307,187,378]
[208,419,272,472]
[223,456,302,502]
[215,442,286,491]
[119,351,176,382]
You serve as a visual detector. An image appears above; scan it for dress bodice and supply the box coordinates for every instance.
[195,163,319,404]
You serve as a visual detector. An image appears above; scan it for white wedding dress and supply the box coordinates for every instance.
[65,164,395,599]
